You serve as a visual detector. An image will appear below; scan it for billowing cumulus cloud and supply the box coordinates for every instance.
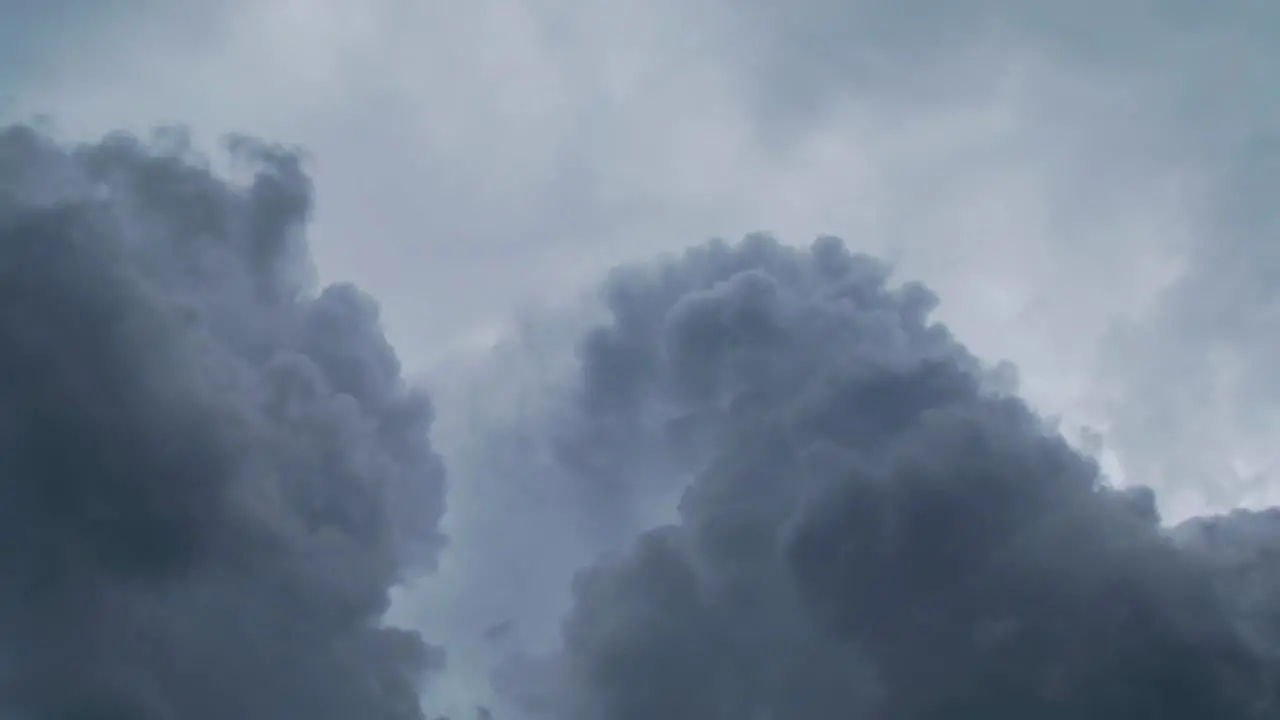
[5,116,1280,720]
[8,4,1280,707]
[0,124,446,720]
[490,235,1280,719]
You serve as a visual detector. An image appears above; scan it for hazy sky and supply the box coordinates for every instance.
[4,0,1227,370]
[7,1,1280,715]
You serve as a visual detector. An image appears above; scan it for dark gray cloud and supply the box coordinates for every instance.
[0,124,446,719]
[556,235,975,532]
[418,237,960,713]
[19,3,1278,715]
[494,235,1280,719]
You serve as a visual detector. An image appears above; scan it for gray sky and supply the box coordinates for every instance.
[3,0,1206,369]
[8,1,1280,715]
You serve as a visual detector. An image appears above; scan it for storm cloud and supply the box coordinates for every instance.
[497,235,1280,719]
[5,111,1280,720]
[0,124,446,720]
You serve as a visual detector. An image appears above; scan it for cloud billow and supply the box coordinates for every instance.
[529,235,1280,719]
[4,119,1279,720]
[0,124,446,720]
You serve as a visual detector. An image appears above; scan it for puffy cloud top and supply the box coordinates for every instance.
[523,235,1280,720]
[0,125,446,720]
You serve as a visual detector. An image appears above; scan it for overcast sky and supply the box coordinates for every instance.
[6,1,1280,714]
[1,0,1220,363]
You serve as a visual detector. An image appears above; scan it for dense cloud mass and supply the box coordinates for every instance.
[495,236,1280,719]
[0,124,446,720]
[6,116,1280,720]
[553,235,977,537]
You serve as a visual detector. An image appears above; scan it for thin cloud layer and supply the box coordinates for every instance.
[0,125,446,720]
[699,0,1280,515]
[1097,133,1280,515]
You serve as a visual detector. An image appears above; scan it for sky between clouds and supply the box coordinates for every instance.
[1,0,1218,363]
[5,1,1280,713]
